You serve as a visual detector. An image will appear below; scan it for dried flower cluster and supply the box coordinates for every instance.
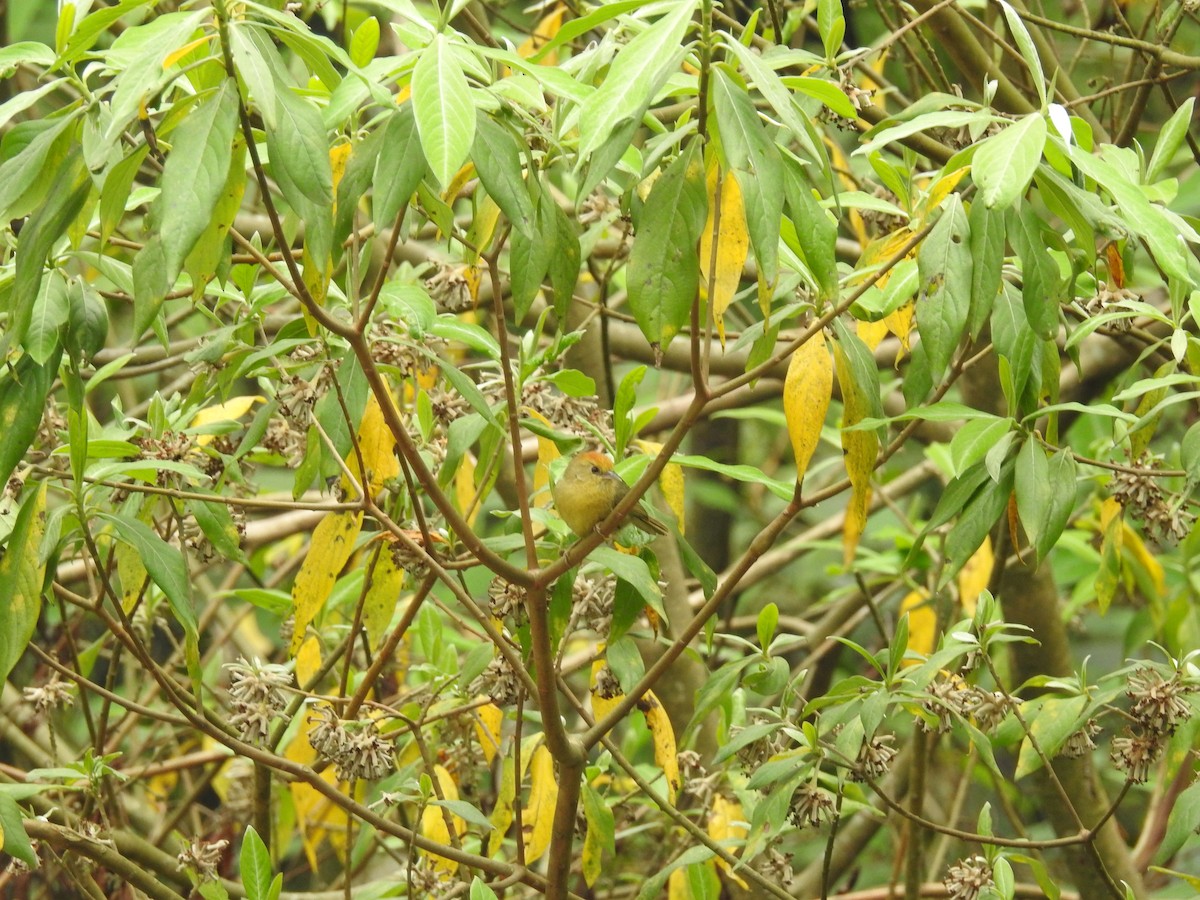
[852,733,898,781]
[469,655,521,707]
[788,783,836,829]
[1108,462,1194,543]
[176,838,229,881]
[920,678,1012,733]
[573,572,616,635]
[731,717,787,770]
[308,704,396,782]
[1061,719,1102,758]
[24,677,76,715]
[487,576,526,623]
[1111,665,1196,782]
[943,855,993,900]
[424,263,475,313]
[225,658,292,744]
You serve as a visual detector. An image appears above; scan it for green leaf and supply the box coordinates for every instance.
[25,272,68,366]
[547,200,581,319]
[757,602,779,651]
[228,21,280,128]
[158,81,240,277]
[627,141,706,350]
[1146,97,1195,184]
[940,457,1014,588]
[991,284,1038,411]
[97,513,195,634]
[592,546,665,625]
[1015,695,1088,779]
[190,494,249,565]
[781,153,838,302]
[269,82,333,210]
[0,350,61,490]
[0,113,76,223]
[0,794,36,868]
[9,153,90,355]
[998,1,1046,107]
[916,195,972,382]
[1014,436,1049,552]
[722,39,820,160]
[780,75,856,119]
[240,825,273,900]
[576,0,697,165]
[473,112,534,235]
[349,16,380,67]
[967,200,1004,340]
[412,33,476,190]
[1006,204,1060,341]
[372,105,426,231]
[0,484,47,685]
[817,0,845,58]
[1065,141,1192,285]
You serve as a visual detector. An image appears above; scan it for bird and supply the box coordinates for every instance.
[551,451,668,537]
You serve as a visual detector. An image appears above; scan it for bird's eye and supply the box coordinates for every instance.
[591,465,601,474]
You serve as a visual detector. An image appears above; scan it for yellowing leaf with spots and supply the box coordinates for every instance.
[362,541,404,650]
[344,390,399,501]
[1121,520,1165,600]
[473,700,503,765]
[699,166,749,345]
[782,329,833,485]
[442,161,477,205]
[884,301,915,356]
[582,779,613,887]
[590,655,623,726]
[523,744,557,864]
[290,510,364,656]
[638,691,680,802]
[454,452,479,527]
[900,590,936,658]
[286,705,357,870]
[914,167,969,224]
[329,142,352,198]
[834,338,878,565]
[188,395,263,446]
[708,795,749,888]
[957,536,993,615]
[420,764,464,875]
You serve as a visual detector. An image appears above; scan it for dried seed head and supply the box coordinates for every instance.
[225,658,292,744]
[787,783,836,829]
[852,733,898,782]
[176,838,229,882]
[1061,719,1102,758]
[469,655,521,707]
[24,677,76,715]
[1110,729,1166,783]
[1127,666,1194,735]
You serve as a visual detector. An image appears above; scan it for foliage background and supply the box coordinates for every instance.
[0,0,1198,898]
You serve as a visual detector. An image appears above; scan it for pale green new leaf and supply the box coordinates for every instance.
[973,113,1046,209]
[412,33,476,190]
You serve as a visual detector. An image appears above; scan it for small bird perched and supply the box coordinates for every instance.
[551,451,668,537]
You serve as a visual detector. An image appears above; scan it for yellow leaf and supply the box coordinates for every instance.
[420,764,464,875]
[782,329,833,484]
[530,409,560,504]
[290,511,364,656]
[455,452,479,527]
[590,655,624,727]
[523,744,557,863]
[329,142,352,200]
[900,590,936,658]
[295,635,322,687]
[634,439,685,535]
[834,339,878,565]
[362,542,404,650]
[473,701,503,765]
[489,755,516,857]
[115,537,147,613]
[1096,498,1124,615]
[286,706,356,870]
[915,167,969,223]
[344,390,399,500]
[189,395,263,446]
[708,795,749,888]
[489,733,543,856]
[163,35,211,69]
[699,166,749,346]
[857,318,889,351]
[638,691,680,802]
[518,5,566,62]
[442,162,477,204]
[669,868,689,899]
[1121,521,1165,599]
[957,536,993,614]
[466,194,502,262]
[884,301,915,356]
